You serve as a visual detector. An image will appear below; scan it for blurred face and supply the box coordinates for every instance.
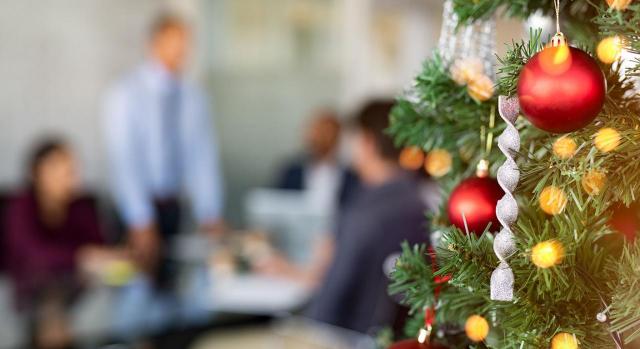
[305,116,340,160]
[151,25,190,73]
[34,148,79,204]
[351,129,376,181]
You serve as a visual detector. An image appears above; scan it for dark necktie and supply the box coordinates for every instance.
[161,80,182,193]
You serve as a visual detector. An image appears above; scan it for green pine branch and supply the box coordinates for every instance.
[388,2,640,348]
[609,241,640,343]
[389,242,436,315]
[496,29,544,96]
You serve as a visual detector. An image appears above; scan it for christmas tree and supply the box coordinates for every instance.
[388,1,640,348]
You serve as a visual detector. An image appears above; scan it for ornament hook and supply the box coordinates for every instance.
[551,0,568,47]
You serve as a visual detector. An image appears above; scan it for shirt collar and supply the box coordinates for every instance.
[141,59,181,94]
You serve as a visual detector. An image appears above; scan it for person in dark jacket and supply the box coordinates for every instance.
[307,100,429,334]
[276,109,359,212]
[3,138,115,349]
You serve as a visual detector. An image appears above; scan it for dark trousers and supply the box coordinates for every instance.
[154,198,181,239]
[154,198,182,289]
[113,198,182,289]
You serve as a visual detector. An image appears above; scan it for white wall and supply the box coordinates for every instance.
[0,0,166,188]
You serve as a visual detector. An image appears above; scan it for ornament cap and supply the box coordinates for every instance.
[476,159,490,178]
[549,32,568,47]
[418,326,432,344]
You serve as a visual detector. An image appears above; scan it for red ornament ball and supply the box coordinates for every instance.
[447,177,503,235]
[518,45,606,133]
[609,204,639,241]
[388,339,448,349]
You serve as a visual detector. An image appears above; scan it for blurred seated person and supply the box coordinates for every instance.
[276,109,359,212]
[3,138,123,349]
[305,100,429,334]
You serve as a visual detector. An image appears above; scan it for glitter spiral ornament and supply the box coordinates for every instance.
[437,0,496,78]
[404,0,496,110]
[490,96,520,301]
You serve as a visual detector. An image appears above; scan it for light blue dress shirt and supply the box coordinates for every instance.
[103,61,223,229]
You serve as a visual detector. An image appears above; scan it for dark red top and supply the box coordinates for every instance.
[3,190,104,304]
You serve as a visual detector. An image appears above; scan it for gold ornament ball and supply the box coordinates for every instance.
[597,36,624,64]
[581,170,606,196]
[399,146,425,171]
[551,332,579,349]
[465,315,489,342]
[531,240,565,268]
[606,0,632,10]
[539,186,568,215]
[552,136,578,159]
[425,149,453,178]
[467,74,494,102]
[594,127,621,152]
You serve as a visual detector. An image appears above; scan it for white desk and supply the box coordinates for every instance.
[209,273,311,315]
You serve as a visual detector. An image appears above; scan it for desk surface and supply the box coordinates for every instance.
[209,273,311,315]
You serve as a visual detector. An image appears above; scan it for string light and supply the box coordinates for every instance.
[399,146,425,170]
[531,240,565,269]
[597,36,624,64]
[553,136,577,159]
[606,0,632,10]
[551,332,579,349]
[581,170,606,196]
[539,186,568,215]
[465,315,489,342]
[425,149,452,177]
[467,74,494,102]
[594,127,621,152]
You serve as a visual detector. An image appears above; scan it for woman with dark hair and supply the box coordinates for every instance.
[3,138,108,349]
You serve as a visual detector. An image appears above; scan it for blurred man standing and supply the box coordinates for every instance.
[103,14,223,274]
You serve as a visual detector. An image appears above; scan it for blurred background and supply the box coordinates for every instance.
[0,1,526,348]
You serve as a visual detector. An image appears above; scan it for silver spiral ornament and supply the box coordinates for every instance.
[490,95,520,301]
[437,0,496,77]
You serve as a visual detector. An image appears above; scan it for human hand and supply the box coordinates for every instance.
[128,225,161,274]
[200,219,227,239]
[252,253,294,278]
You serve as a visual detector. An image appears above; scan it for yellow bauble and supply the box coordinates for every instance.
[552,136,578,159]
[539,186,568,215]
[465,315,489,342]
[606,0,632,10]
[425,149,453,178]
[597,36,624,64]
[551,332,579,349]
[468,74,494,102]
[399,146,425,171]
[594,127,621,152]
[581,170,606,196]
[531,240,565,268]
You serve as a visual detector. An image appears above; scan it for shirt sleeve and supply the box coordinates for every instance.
[182,90,224,224]
[103,84,153,229]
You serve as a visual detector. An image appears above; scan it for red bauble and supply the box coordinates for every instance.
[447,177,503,235]
[609,204,639,241]
[388,339,448,349]
[518,46,606,133]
